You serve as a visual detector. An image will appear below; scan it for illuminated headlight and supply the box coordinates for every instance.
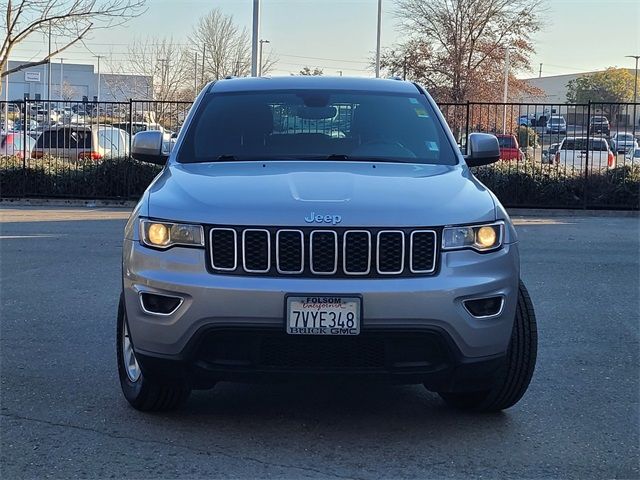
[140,219,204,249]
[442,222,504,252]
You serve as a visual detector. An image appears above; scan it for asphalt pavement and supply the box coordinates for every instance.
[0,208,638,479]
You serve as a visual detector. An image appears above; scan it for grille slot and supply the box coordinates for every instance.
[410,230,436,273]
[343,230,371,275]
[210,228,237,271]
[276,230,304,274]
[377,231,405,274]
[310,230,338,274]
[242,229,270,273]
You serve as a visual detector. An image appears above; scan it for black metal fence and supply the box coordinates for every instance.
[1,99,638,209]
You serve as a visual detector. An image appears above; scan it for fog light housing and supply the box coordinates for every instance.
[140,292,183,315]
[463,296,504,318]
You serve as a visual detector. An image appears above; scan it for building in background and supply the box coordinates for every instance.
[519,69,635,103]
[4,60,153,102]
[518,69,638,127]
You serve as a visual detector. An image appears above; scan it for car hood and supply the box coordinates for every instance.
[147,161,496,227]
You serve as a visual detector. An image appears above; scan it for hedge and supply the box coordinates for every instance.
[1,156,638,209]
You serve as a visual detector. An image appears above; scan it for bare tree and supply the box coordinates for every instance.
[382,0,545,103]
[1,0,145,81]
[59,79,76,100]
[299,66,323,76]
[103,36,190,127]
[188,8,276,86]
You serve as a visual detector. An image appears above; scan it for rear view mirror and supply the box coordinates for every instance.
[131,130,167,165]
[296,106,337,120]
[464,133,500,167]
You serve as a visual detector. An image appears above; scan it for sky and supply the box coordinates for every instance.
[10,0,640,78]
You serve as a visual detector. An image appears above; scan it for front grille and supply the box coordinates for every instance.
[208,227,437,278]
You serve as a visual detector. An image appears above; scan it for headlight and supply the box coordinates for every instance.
[140,219,204,249]
[442,222,503,252]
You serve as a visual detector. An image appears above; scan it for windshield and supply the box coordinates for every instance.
[562,138,608,151]
[497,136,515,148]
[178,90,457,165]
[548,117,564,124]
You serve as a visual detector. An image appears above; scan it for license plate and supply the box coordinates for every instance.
[286,296,361,335]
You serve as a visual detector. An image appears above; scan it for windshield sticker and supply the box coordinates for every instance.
[414,107,429,117]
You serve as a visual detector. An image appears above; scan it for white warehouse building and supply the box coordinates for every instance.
[4,60,153,102]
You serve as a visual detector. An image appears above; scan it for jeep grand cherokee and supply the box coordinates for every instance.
[118,76,537,413]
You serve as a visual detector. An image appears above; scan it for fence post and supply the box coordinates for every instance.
[127,98,133,198]
[22,100,28,197]
[583,100,591,209]
[464,101,470,155]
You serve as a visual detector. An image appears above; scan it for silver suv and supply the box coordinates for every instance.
[118,77,537,413]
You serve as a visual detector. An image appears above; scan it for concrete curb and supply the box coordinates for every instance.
[0,198,136,208]
[1,198,638,217]
[508,208,638,217]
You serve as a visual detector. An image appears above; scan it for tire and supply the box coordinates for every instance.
[117,293,191,411]
[439,280,537,412]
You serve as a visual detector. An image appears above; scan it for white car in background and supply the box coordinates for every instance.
[624,146,640,164]
[556,137,615,170]
[610,133,638,153]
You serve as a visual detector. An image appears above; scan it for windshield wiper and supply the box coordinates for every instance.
[216,154,238,161]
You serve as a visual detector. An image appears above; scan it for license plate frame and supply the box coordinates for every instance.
[285,294,362,336]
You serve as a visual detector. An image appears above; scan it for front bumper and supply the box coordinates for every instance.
[123,235,520,365]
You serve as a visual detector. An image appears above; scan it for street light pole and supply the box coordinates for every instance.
[47,20,52,101]
[251,0,260,77]
[502,47,510,134]
[59,58,64,99]
[95,55,103,101]
[375,0,382,78]
[626,55,639,136]
[258,39,270,77]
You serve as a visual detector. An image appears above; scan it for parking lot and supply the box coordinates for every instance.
[0,207,638,479]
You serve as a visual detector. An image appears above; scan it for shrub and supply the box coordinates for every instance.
[516,126,538,148]
[1,156,638,209]
[473,161,639,209]
[0,156,162,199]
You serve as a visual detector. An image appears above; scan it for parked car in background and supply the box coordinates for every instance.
[33,125,130,161]
[625,146,640,164]
[12,119,38,134]
[589,115,610,135]
[546,116,567,134]
[542,143,560,164]
[0,133,37,158]
[111,121,164,136]
[518,115,534,127]
[556,137,615,169]
[1,119,14,133]
[610,132,638,153]
[495,134,523,160]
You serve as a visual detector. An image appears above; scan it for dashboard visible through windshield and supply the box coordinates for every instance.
[177,90,457,165]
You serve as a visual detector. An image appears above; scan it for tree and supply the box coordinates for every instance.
[566,68,635,104]
[59,80,76,100]
[188,8,276,85]
[382,0,544,103]
[299,66,323,76]
[1,0,145,81]
[116,36,189,101]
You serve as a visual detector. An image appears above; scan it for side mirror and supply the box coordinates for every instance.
[464,133,500,167]
[131,130,167,165]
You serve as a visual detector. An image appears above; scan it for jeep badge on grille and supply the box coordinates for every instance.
[304,212,342,225]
